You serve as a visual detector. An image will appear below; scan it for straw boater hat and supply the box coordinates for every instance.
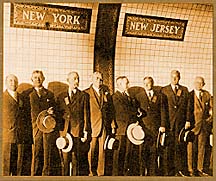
[36,110,56,133]
[56,133,73,153]
[127,122,145,145]
[178,128,195,144]
[104,135,119,150]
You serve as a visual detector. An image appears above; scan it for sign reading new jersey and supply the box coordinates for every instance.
[11,3,92,33]
[122,13,188,41]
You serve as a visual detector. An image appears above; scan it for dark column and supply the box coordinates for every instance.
[94,3,121,94]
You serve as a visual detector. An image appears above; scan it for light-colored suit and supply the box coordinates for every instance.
[85,84,115,176]
[187,90,211,173]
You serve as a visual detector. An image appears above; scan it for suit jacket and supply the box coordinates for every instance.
[135,87,167,137]
[85,84,115,137]
[24,87,56,137]
[112,90,139,135]
[187,90,211,135]
[2,90,24,143]
[56,89,91,138]
[162,84,189,132]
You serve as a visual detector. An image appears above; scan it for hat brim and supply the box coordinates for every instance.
[127,123,144,145]
[62,133,73,153]
[178,128,194,143]
[36,110,56,133]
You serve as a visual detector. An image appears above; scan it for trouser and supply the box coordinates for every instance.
[2,143,23,176]
[112,135,129,176]
[88,129,106,176]
[21,144,32,175]
[167,130,188,175]
[62,137,80,176]
[139,136,158,176]
[31,130,61,176]
[188,129,208,173]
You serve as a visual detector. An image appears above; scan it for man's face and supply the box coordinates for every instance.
[121,78,129,92]
[32,72,44,88]
[171,73,180,85]
[194,78,204,91]
[67,73,79,90]
[6,75,18,91]
[92,73,103,89]
[144,78,153,91]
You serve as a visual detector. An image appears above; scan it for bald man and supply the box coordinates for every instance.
[85,72,116,176]
[3,74,24,175]
[57,72,91,176]
[162,70,190,176]
[187,77,211,177]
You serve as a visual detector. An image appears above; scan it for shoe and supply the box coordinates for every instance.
[175,171,186,177]
[197,170,209,177]
[188,172,196,177]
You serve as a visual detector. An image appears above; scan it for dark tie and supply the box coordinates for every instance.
[174,86,178,95]
[14,92,18,102]
[37,89,43,97]
[199,91,202,101]
[148,92,152,101]
[70,91,75,101]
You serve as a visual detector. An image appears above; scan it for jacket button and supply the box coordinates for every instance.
[67,115,70,118]
[148,106,150,109]
[174,106,177,109]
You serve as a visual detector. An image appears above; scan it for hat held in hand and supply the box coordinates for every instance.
[56,133,73,153]
[178,128,195,144]
[127,122,145,145]
[104,135,119,150]
[36,109,56,133]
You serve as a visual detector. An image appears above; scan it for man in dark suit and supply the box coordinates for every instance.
[24,70,61,176]
[135,76,167,176]
[162,70,190,176]
[56,71,91,176]
[85,71,116,176]
[112,76,144,176]
[187,77,211,177]
[2,74,24,176]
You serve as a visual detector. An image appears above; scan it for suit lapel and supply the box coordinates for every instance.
[168,85,177,104]
[194,93,204,111]
[6,90,19,105]
[70,89,81,108]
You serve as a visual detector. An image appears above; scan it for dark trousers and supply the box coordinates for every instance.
[62,138,89,176]
[140,137,158,176]
[21,144,32,175]
[31,130,61,176]
[112,135,128,176]
[2,143,23,176]
[88,129,106,176]
[167,130,188,175]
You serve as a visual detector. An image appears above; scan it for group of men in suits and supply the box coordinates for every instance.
[2,69,213,177]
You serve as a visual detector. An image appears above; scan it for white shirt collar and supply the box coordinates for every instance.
[68,87,77,97]
[34,86,43,92]
[171,84,179,91]
[194,89,202,98]
[92,84,100,95]
[145,89,154,97]
[116,88,129,96]
[7,89,17,99]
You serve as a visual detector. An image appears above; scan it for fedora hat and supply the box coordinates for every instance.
[56,133,73,153]
[178,128,195,143]
[104,135,119,150]
[36,110,56,133]
[127,122,145,145]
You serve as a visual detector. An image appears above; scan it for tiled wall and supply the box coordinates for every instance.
[115,3,213,94]
[4,3,213,94]
[3,3,98,90]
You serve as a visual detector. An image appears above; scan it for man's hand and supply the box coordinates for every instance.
[185,121,190,129]
[159,127,165,133]
[47,107,54,114]
[81,131,88,142]
[137,108,143,118]
[112,128,116,134]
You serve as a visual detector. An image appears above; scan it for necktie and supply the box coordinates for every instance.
[14,92,18,102]
[199,91,202,101]
[148,92,152,101]
[70,91,75,101]
[37,89,42,97]
[174,86,178,95]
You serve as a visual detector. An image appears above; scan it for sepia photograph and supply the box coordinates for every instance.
[1,0,214,179]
